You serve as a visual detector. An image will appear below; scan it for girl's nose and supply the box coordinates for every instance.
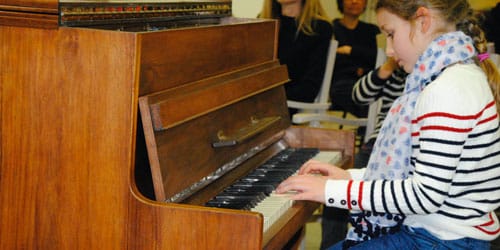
[385,39,395,57]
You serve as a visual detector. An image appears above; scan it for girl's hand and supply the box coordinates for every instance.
[378,57,399,79]
[297,160,351,180]
[275,174,328,203]
[274,160,351,203]
[337,45,352,55]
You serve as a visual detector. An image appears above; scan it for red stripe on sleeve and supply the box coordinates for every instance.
[358,181,364,210]
[474,212,500,235]
[347,180,353,210]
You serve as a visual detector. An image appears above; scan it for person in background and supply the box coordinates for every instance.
[277,0,500,249]
[259,0,332,118]
[321,0,380,248]
[351,57,406,168]
[329,0,380,119]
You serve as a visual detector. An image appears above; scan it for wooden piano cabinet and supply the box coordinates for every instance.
[0,17,355,249]
[2,27,122,249]
[0,21,272,249]
[129,202,263,249]
[1,24,142,250]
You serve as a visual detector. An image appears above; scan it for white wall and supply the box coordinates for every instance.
[472,0,498,11]
[232,0,368,23]
[232,0,264,18]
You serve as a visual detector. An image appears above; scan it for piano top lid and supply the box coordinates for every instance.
[59,0,232,28]
[0,0,231,6]
[0,0,233,29]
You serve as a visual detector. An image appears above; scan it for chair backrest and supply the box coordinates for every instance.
[363,47,386,143]
[375,47,386,69]
[291,41,391,147]
[286,38,338,126]
[316,39,339,104]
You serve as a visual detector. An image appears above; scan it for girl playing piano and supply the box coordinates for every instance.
[276,0,500,249]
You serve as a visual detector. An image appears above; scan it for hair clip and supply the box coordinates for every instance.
[478,53,490,62]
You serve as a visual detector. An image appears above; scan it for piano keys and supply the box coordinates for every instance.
[205,148,341,233]
[0,1,356,249]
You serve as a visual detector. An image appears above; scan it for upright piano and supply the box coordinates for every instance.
[0,1,355,249]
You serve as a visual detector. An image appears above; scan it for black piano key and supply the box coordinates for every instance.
[205,200,252,210]
[224,185,274,194]
[205,148,320,210]
[208,193,268,210]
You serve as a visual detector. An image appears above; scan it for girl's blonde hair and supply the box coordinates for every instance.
[376,0,500,113]
[260,0,331,36]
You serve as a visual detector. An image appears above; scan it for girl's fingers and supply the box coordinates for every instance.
[275,175,326,203]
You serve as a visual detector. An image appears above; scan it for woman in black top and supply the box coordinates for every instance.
[329,0,380,118]
[260,0,333,117]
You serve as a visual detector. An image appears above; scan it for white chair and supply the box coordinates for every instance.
[291,47,386,144]
[362,47,386,142]
[286,39,338,127]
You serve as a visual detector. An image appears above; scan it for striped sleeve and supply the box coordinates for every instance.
[352,68,406,140]
[352,69,385,105]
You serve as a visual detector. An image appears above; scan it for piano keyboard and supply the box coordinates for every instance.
[205,148,341,232]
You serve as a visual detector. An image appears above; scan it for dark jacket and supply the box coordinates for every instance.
[278,16,333,103]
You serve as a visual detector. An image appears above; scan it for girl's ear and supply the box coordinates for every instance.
[415,6,432,33]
